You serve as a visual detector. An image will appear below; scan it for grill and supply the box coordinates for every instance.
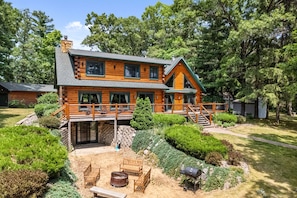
[180,166,202,192]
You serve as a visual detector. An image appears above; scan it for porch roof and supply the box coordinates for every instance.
[165,88,197,94]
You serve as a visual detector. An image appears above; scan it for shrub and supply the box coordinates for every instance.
[236,115,246,123]
[0,126,68,178]
[214,113,237,123]
[164,125,227,159]
[34,103,59,118]
[222,122,235,128]
[37,92,59,104]
[0,170,48,197]
[153,113,186,127]
[44,180,81,198]
[130,97,153,130]
[8,99,26,108]
[228,150,243,166]
[39,116,60,129]
[205,152,223,166]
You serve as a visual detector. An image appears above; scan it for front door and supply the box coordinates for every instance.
[76,122,98,144]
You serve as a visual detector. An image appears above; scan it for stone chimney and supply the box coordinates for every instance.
[61,35,73,53]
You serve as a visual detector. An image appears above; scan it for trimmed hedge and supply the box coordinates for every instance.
[0,126,68,178]
[164,125,227,159]
[39,116,61,129]
[37,92,59,104]
[34,103,59,118]
[213,113,237,124]
[132,131,244,191]
[153,113,186,127]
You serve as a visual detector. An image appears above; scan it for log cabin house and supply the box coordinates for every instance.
[55,38,227,150]
[0,82,56,107]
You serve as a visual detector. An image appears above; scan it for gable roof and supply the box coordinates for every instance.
[165,57,206,92]
[0,82,56,92]
[55,48,169,90]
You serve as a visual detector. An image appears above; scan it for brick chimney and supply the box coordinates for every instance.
[61,35,73,53]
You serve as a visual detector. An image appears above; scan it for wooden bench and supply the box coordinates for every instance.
[119,158,143,175]
[134,168,151,193]
[90,186,127,198]
[84,164,100,188]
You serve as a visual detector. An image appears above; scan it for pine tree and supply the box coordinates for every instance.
[130,97,153,130]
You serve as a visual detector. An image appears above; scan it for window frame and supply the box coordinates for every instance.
[149,66,159,80]
[86,60,105,76]
[124,64,140,79]
[78,91,102,111]
[110,92,130,110]
[165,74,174,87]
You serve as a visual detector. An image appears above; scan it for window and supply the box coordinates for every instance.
[184,76,193,88]
[166,75,174,87]
[110,93,129,110]
[184,94,195,104]
[125,64,140,78]
[150,66,158,79]
[79,92,101,110]
[86,60,105,76]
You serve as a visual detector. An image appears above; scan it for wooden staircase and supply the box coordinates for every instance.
[187,105,212,126]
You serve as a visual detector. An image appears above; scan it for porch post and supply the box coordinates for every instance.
[68,121,71,151]
[114,119,117,145]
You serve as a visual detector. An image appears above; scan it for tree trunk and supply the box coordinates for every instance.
[287,101,292,116]
[276,102,280,125]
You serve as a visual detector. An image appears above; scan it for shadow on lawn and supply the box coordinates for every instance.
[0,113,20,128]
[237,140,297,197]
[251,133,297,147]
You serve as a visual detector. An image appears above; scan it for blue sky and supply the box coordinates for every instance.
[8,0,173,49]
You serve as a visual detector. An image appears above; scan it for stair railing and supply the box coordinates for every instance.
[187,104,198,123]
[200,104,211,125]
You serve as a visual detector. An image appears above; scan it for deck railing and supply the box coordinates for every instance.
[52,102,228,122]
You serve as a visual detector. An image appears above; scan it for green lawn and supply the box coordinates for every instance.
[207,114,297,198]
[0,107,34,128]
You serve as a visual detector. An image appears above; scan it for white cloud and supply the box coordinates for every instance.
[62,21,91,50]
[65,21,83,30]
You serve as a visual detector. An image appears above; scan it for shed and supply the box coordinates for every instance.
[0,82,56,107]
[232,99,267,118]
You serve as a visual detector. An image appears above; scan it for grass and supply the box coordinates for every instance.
[205,113,297,198]
[0,107,34,127]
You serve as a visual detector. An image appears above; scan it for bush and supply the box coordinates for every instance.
[236,115,246,123]
[228,150,243,166]
[221,140,234,152]
[214,113,237,123]
[8,99,26,108]
[153,113,186,127]
[205,152,223,166]
[0,126,68,178]
[34,103,59,118]
[130,97,153,130]
[164,125,227,159]
[37,92,59,104]
[0,170,48,197]
[39,116,60,129]
[44,180,81,198]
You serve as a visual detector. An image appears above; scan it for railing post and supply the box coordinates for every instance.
[200,103,202,114]
[212,103,216,113]
[210,114,212,125]
[196,112,198,123]
[92,103,95,120]
[65,103,69,120]
[171,104,174,114]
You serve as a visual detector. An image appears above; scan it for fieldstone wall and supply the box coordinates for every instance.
[112,125,136,148]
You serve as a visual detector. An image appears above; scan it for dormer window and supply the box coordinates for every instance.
[86,60,105,76]
[125,64,140,78]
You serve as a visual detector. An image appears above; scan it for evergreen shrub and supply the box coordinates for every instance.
[34,103,59,118]
[37,92,59,104]
[0,170,48,197]
[0,126,68,177]
[8,99,27,108]
[228,150,243,166]
[44,180,81,198]
[164,125,227,159]
[236,115,246,123]
[153,113,186,127]
[130,97,153,130]
[131,131,244,191]
[213,113,237,123]
[39,116,60,129]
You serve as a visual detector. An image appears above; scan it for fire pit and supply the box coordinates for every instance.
[110,171,129,187]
